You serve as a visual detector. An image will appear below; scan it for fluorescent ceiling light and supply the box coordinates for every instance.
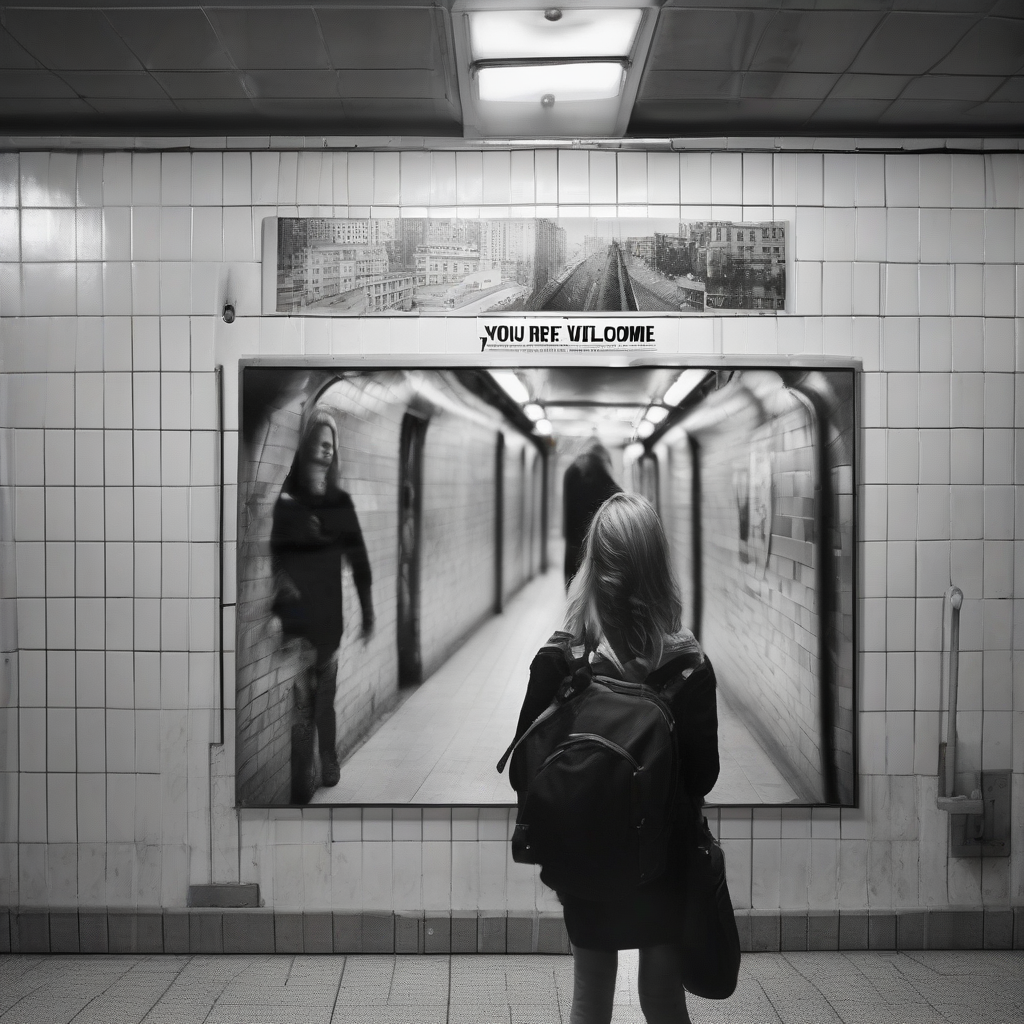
[490,369,531,405]
[662,369,708,407]
[453,1,660,139]
[477,62,624,103]
[645,406,669,423]
[469,9,642,60]
[637,420,655,439]
[524,402,545,421]
[535,418,553,436]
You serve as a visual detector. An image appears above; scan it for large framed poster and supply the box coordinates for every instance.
[235,358,855,809]
[261,217,788,316]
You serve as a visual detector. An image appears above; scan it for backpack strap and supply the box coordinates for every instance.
[655,653,711,820]
[650,649,705,702]
[496,700,556,774]
[496,637,593,774]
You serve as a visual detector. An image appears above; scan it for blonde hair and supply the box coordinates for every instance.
[563,491,682,664]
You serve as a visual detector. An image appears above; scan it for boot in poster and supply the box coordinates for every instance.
[290,722,317,804]
[315,658,341,788]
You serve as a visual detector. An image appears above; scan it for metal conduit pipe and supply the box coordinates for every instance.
[936,585,983,815]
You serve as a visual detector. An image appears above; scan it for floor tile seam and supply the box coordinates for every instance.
[445,954,453,1024]
[328,953,348,1023]
[98,955,190,1024]
[0,978,51,1019]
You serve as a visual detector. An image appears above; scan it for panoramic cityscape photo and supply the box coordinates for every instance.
[271,216,788,315]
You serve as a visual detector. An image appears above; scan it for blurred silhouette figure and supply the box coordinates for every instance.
[563,440,621,587]
[271,409,374,804]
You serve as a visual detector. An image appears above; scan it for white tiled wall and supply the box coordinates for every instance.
[0,146,1021,914]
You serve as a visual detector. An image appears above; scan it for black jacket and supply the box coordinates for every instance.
[513,632,720,950]
[270,483,372,656]
[562,462,621,581]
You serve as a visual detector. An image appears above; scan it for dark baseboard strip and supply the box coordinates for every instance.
[1,908,1021,955]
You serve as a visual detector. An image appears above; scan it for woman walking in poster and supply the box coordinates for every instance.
[271,409,375,804]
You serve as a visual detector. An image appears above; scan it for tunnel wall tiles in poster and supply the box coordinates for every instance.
[236,361,855,809]
[263,216,788,315]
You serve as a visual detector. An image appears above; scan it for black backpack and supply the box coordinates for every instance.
[497,633,699,902]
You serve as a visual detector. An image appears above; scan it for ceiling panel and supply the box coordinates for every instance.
[989,77,1024,102]
[1,97,96,116]
[316,8,440,69]
[958,100,1024,123]
[3,9,144,71]
[170,99,262,118]
[335,70,441,99]
[0,2,1017,137]
[633,98,826,130]
[103,8,235,71]
[0,23,39,68]
[244,71,343,99]
[60,72,171,100]
[640,71,740,102]
[645,8,776,72]
[805,99,897,125]
[879,98,986,123]
[748,11,884,74]
[84,96,182,116]
[900,75,1003,100]
[741,73,841,100]
[932,17,1024,75]
[828,74,914,101]
[848,13,978,75]
[631,3,1020,136]
[205,8,332,70]
[151,73,251,101]
[0,70,78,98]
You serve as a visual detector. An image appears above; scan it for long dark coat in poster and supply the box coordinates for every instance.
[265,217,787,316]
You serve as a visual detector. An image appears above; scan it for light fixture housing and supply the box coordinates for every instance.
[452,1,663,139]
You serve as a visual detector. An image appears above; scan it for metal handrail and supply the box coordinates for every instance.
[937,585,983,814]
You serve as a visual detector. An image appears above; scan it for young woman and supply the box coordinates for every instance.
[513,492,720,1024]
[271,409,375,803]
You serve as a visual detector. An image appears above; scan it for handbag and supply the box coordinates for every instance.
[675,810,741,1000]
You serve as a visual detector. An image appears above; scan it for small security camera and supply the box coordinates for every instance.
[222,303,235,324]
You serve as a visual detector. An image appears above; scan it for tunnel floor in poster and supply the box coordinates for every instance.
[313,559,797,806]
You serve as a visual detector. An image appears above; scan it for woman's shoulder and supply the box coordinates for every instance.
[532,631,576,663]
[659,629,703,667]
[645,630,707,690]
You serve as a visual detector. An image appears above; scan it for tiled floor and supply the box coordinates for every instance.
[1,950,1020,1023]
[314,558,792,806]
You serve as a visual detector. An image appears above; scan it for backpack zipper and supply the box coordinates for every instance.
[536,732,641,773]
[589,678,681,824]
[595,677,676,733]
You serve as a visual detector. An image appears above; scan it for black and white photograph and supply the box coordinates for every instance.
[236,361,854,809]
[5,0,1023,1011]
[267,217,787,316]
